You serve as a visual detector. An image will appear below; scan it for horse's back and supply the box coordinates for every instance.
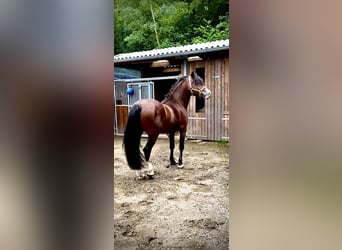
[133,99,164,135]
[133,98,187,135]
[134,99,163,118]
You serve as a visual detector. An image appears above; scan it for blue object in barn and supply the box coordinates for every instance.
[126,88,134,95]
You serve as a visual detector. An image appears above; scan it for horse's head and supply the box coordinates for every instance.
[189,72,211,99]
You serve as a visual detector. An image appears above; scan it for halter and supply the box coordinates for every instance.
[188,76,207,95]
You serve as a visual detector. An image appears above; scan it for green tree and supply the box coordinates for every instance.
[114,0,229,54]
[192,16,229,43]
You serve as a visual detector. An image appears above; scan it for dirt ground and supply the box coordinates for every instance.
[114,135,229,250]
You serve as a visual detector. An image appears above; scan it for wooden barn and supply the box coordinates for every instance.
[114,39,229,141]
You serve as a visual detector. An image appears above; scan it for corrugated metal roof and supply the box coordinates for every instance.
[114,39,229,63]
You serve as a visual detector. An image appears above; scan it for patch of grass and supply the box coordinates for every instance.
[221,155,229,162]
[215,140,229,147]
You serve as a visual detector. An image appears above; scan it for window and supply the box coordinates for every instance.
[195,67,205,113]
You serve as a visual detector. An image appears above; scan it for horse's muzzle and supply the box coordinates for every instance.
[203,88,212,99]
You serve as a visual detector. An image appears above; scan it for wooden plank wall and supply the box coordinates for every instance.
[187,96,207,139]
[187,61,207,139]
[206,59,215,140]
[222,56,229,140]
[186,54,229,141]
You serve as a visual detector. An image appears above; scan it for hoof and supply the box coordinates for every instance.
[136,170,146,180]
[136,175,146,180]
[146,174,154,179]
[177,164,184,169]
[141,162,154,179]
[146,169,155,176]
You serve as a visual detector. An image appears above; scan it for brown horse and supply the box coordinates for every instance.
[123,72,211,179]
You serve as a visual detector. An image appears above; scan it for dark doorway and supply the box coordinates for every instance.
[154,79,178,102]
[195,67,205,112]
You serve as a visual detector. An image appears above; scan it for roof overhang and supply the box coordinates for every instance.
[114,39,229,64]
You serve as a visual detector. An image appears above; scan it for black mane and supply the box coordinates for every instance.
[164,76,187,99]
[163,73,204,100]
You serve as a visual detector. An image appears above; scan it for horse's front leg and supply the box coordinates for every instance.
[177,132,186,169]
[168,132,177,166]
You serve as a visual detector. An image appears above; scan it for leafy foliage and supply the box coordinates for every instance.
[114,0,229,54]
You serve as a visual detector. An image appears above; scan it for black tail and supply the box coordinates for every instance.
[123,105,145,170]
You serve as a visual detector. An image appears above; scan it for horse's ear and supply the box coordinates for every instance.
[191,72,195,79]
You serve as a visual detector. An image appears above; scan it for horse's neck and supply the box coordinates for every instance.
[162,93,190,110]
[162,81,191,109]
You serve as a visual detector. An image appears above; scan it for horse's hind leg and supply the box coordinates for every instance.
[143,136,157,162]
[168,132,177,166]
[177,132,186,169]
[142,135,158,176]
